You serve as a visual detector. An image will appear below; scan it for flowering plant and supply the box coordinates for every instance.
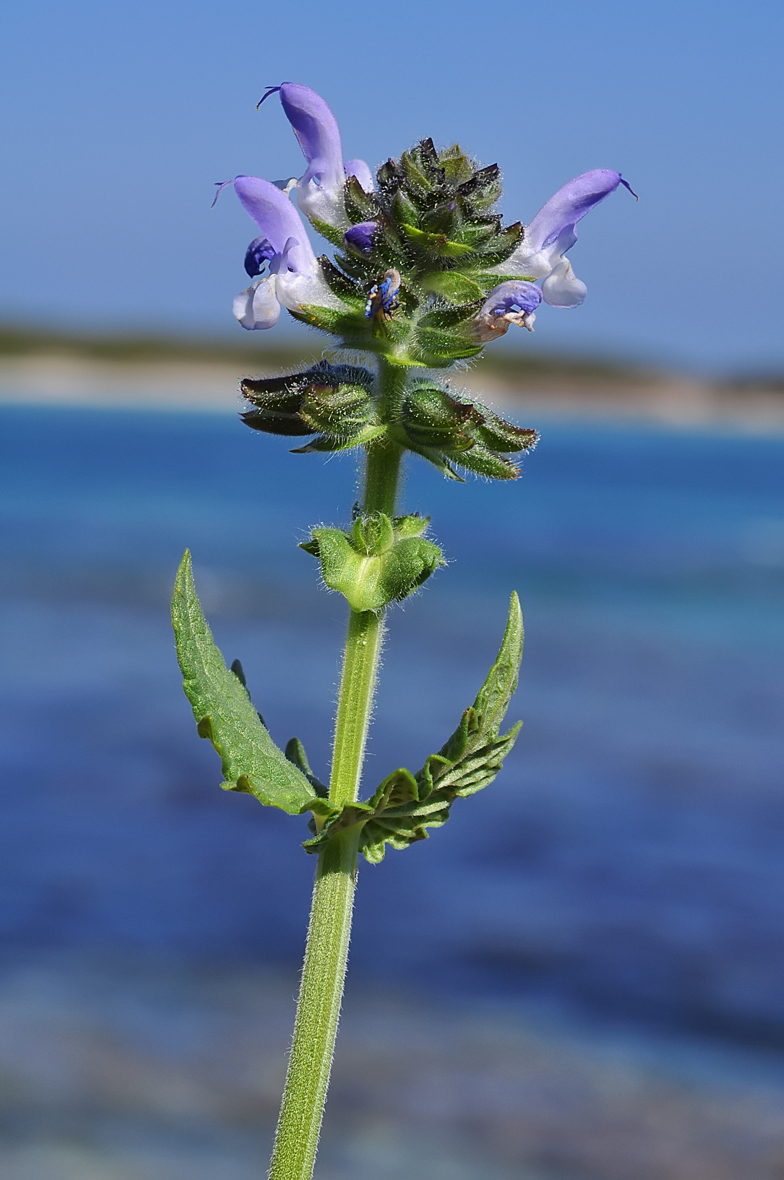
[172,83,632,1180]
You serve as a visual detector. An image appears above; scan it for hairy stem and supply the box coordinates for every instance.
[266,828,360,1180]
[266,362,406,1180]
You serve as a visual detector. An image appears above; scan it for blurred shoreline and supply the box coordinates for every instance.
[3,949,784,1180]
[1,351,784,433]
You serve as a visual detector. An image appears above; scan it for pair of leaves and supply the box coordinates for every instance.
[173,553,523,864]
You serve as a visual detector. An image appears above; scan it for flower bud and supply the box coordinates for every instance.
[241,362,380,451]
[344,221,378,256]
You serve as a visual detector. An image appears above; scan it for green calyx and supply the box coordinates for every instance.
[393,380,539,480]
[241,362,383,452]
[287,138,527,368]
[301,512,444,612]
[240,361,538,481]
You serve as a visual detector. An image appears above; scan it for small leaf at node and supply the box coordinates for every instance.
[285,737,329,798]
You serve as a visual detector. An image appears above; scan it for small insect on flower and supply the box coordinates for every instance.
[365,269,401,320]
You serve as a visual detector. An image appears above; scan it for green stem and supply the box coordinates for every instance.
[266,828,360,1180]
[328,606,384,808]
[267,363,406,1180]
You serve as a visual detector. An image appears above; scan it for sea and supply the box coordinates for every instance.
[0,401,783,1179]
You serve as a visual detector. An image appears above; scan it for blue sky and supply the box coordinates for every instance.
[1,0,782,374]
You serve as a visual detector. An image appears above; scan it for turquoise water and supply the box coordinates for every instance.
[1,404,783,1047]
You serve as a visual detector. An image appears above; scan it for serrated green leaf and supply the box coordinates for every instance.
[172,551,318,815]
[305,595,523,860]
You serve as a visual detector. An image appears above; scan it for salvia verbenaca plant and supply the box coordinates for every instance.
[172,82,634,1180]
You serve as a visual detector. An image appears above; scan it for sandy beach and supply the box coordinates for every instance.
[1,354,783,432]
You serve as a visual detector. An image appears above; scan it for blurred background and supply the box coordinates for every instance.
[1,1,784,1178]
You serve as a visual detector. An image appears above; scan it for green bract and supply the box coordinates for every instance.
[301,512,445,612]
[241,362,384,453]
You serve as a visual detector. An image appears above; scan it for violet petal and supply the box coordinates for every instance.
[232,175,317,275]
[233,277,282,330]
[279,83,344,195]
[541,259,588,308]
[483,280,542,318]
[526,169,625,255]
[474,280,542,341]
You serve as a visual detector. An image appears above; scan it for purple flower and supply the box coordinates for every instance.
[497,170,636,308]
[220,175,340,330]
[260,84,374,227]
[473,281,542,341]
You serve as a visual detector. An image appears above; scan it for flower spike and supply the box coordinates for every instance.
[194,85,638,1180]
[220,85,633,358]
